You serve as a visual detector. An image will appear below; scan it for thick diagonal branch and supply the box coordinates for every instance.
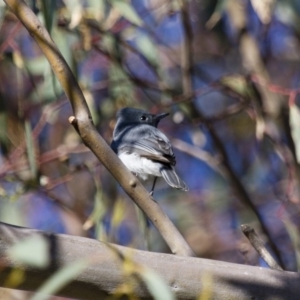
[4,0,194,257]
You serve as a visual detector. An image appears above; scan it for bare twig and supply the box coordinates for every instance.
[0,99,67,178]
[241,224,283,271]
[171,138,225,176]
[203,116,285,268]
[183,101,285,267]
[179,0,193,96]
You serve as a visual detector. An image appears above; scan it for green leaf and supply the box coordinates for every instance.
[25,56,63,102]
[25,120,37,179]
[102,33,118,55]
[109,62,135,105]
[134,203,149,250]
[139,268,175,300]
[111,198,126,229]
[289,104,300,163]
[8,236,50,268]
[0,112,8,146]
[30,259,90,300]
[135,34,159,68]
[63,0,82,28]
[40,0,57,34]
[88,0,106,11]
[276,1,300,33]
[24,18,74,102]
[86,0,106,21]
[24,56,49,75]
[110,0,143,26]
[283,218,300,271]
[197,272,213,300]
[206,0,227,29]
[220,75,251,98]
[0,1,7,23]
[83,189,107,231]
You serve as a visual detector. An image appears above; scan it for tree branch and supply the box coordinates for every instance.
[0,223,299,300]
[241,224,283,271]
[179,0,193,96]
[3,0,194,256]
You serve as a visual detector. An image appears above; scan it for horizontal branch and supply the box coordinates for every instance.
[0,222,299,300]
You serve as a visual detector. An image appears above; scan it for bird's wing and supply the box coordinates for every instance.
[120,131,176,166]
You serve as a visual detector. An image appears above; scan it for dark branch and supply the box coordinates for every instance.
[241,224,283,271]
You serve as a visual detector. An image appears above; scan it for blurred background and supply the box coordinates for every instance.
[1,0,300,298]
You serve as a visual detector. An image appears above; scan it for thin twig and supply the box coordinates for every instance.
[179,0,193,96]
[241,224,283,271]
[171,138,225,176]
[184,102,285,267]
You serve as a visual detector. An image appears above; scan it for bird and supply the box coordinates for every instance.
[111,107,189,195]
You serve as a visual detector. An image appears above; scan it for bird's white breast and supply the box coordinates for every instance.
[118,152,162,181]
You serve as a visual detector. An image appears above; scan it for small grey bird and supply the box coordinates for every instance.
[111,107,188,194]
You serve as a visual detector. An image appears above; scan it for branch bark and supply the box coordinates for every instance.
[180,0,193,96]
[241,224,283,271]
[3,0,194,257]
[0,223,299,300]
[198,111,285,268]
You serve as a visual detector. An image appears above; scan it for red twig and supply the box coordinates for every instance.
[251,75,300,106]
[0,21,22,53]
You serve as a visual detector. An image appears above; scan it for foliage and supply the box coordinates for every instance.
[1,0,300,298]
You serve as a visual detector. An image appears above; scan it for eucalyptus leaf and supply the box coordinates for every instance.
[0,112,8,145]
[25,120,37,179]
[135,35,159,68]
[111,198,126,228]
[25,57,63,102]
[110,0,143,26]
[206,0,227,29]
[139,268,175,300]
[102,33,117,56]
[30,259,90,300]
[283,218,300,271]
[8,235,50,268]
[87,0,106,21]
[109,62,135,104]
[63,0,82,28]
[28,5,75,102]
[289,104,300,163]
[40,0,56,33]
[220,75,251,98]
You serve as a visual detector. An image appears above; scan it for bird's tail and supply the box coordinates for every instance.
[161,167,189,191]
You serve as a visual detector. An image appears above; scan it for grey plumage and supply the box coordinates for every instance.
[111,107,188,192]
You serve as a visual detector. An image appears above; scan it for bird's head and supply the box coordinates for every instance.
[116,107,169,128]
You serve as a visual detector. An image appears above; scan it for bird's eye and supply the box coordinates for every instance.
[140,115,147,121]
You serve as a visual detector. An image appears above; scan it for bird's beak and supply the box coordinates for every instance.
[154,112,169,121]
[153,112,169,127]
